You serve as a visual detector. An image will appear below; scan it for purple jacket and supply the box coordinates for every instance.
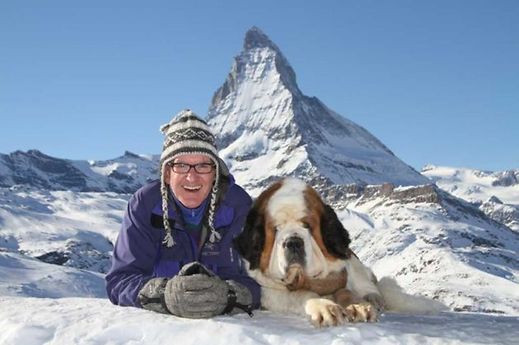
[105,177,261,309]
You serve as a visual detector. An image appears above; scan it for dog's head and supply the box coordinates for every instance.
[235,177,351,282]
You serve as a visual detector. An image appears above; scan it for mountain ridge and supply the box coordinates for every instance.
[208,27,428,191]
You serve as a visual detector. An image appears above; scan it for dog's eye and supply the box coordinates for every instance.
[301,222,311,230]
[274,226,279,233]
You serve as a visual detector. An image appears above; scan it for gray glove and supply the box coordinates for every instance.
[138,277,169,314]
[138,262,253,319]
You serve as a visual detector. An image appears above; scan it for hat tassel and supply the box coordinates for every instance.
[208,229,222,243]
[162,231,175,247]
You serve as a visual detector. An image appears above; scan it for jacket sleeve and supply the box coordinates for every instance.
[217,192,262,309]
[105,189,160,307]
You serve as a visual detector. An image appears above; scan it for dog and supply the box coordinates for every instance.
[235,177,386,327]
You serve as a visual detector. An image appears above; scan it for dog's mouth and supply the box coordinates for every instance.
[281,235,308,290]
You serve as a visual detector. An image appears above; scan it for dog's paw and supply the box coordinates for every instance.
[363,292,385,313]
[304,298,346,327]
[344,303,378,323]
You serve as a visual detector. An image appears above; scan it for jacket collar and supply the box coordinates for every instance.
[152,186,235,229]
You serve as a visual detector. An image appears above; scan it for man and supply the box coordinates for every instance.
[105,109,260,318]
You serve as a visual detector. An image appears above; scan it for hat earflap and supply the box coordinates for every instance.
[160,162,175,247]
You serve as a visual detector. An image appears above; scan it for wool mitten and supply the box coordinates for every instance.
[138,262,253,318]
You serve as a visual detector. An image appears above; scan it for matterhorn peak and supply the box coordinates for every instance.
[243,26,277,50]
[207,28,428,194]
[210,27,299,111]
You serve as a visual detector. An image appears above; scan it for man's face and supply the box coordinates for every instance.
[165,154,216,208]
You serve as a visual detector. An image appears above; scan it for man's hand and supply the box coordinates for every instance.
[138,262,253,318]
[164,271,230,318]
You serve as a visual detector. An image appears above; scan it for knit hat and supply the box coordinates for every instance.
[159,109,229,247]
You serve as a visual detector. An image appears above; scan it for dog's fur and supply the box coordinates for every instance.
[235,177,384,326]
[235,177,446,326]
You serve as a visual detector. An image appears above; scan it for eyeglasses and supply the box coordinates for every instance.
[168,162,215,174]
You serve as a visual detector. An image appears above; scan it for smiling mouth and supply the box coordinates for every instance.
[183,185,202,192]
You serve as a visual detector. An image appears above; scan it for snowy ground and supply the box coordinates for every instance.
[1,296,518,345]
[1,249,517,344]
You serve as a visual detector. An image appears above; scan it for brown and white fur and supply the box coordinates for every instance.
[235,177,385,327]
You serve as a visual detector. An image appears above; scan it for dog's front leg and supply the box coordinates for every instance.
[345,255,385,312]
[261,287,317,316]
[261,287,347,327]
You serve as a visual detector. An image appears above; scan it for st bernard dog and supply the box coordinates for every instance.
[235,177,385,327]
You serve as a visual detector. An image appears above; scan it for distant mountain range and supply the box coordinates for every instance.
[0,27,517,315]
[423,165,519,232]
[0,149,158,193]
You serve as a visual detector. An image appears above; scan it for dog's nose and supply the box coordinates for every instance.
[284,236,304,251]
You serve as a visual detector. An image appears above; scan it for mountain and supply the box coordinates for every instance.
[207,27,428,195]
[337,183,519,314]
[0,185,128,273]
[422,165,519,231]
[0,149,158,193]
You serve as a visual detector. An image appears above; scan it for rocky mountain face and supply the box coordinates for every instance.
[338,183,519,314]
[0,185,128,274]
[422,165,519,232]
[207,27,428,195]
[479,198,519,232]
[0,150,158,194]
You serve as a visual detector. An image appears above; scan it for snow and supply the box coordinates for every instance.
[0,252,105,298]
[0,187,127,272]
[423,165,519,231]
[341,189,519,315]
[1,224,517,344]
[1,296,518,345]
[0,150,159,193]
[422,165,519,205]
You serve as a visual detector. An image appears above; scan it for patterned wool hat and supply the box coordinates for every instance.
[159,109,229,247]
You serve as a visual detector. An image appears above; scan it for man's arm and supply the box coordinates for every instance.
[105,191,159,307]
[217,189,261,309]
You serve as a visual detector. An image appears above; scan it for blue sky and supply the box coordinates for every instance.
[1,0,517,171]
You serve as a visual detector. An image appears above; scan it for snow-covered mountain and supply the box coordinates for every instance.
[423,165,519,231]
[335,183,519,315]
[0,185,128,274]
[208,27,428,195]
[0,149,158,193]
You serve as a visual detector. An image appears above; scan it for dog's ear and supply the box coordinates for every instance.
[234,180,284,270]
[320,204,351,259]
[234,203,265,270]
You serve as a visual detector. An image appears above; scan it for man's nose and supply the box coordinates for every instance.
[185,169,199,180]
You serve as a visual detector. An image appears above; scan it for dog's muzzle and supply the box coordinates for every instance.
[283,236,306,267]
